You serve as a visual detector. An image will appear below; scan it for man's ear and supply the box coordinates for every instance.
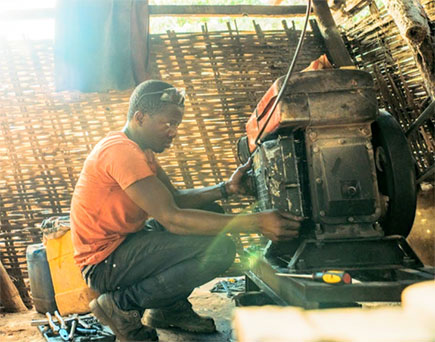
[133,110,151,126]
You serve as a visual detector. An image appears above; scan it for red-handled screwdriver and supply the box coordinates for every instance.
[277,270,352,284]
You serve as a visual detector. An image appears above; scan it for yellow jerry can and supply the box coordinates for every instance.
[45,229,98,315]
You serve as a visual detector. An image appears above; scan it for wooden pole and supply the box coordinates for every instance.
[385,0,434,100]
[149,5,310,17]
[0,260,28,312]
[0,5,311,21]
[312,0,354,67]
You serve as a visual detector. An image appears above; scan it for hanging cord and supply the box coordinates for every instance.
[254,0,312,146]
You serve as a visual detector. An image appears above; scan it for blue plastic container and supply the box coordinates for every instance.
[26,243,57,313]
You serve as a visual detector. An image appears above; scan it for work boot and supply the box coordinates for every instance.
[90,293,158,342]
[145,300,216,333]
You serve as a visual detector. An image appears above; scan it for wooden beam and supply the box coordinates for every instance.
[386,0,429,43]
[385,0,434,100]
[312,0,354,67]
[148,5,311,17]
[0,5,311,21]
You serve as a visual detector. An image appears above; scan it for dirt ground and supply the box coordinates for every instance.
[0,279,236,342]
[407,187,435,266]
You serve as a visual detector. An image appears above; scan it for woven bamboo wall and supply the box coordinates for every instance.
[2,1,433,303]
[0,39,133,305]
[334,0,434,180]
[0,22,327,304]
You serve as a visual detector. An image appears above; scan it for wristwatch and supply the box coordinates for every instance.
[219,182,229,199]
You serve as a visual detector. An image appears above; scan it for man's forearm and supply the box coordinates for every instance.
[163,207,299,242]
[164,207,259,235]
[173,183,229,208]
[125,176,300,241]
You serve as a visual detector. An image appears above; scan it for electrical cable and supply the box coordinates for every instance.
[254,0,312,146]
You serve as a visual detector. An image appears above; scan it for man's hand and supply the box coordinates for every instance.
[256,210,302,241]
[226,158,253,196]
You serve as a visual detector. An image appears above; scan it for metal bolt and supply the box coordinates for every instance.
[315,178,322,184]
[313,147,319,153]
[309,131,317,140]
[347,186,357,196]
[338,139,345,144]
[319,210,326,216]
[348,217,354,222]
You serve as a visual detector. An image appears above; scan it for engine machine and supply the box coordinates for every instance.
[238,69,424,282]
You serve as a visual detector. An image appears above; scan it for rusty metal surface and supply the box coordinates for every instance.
[249,69,384,238]
[252,133,309,219]
[279,70,378,127]
[285,236,423,272]
[246,254,431,309]
[246,69,378,152]
[243,68,429,308]
[305,124,382,238]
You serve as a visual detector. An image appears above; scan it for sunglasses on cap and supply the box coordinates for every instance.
[137,87,185,107]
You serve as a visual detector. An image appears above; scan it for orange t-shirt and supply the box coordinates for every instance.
[70,132,158,268]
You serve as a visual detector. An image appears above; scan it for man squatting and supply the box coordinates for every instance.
[70,80,302,342]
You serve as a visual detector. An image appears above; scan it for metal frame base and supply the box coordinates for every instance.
[245,257,434,309]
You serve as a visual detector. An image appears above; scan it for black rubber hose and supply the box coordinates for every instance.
[254,0,312,146]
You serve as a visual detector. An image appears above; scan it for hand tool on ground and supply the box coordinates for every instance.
[78,318,91,329]
[37,314,116,342]
[31,314,93,326]
[40,326,50,341]
[54,310,70,341]
[76,327,99,335]
[221,280,233,297]
[68,319,77,341]
[276,270,352,284]
[45,312,60,334]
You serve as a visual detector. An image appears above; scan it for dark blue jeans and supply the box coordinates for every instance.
[88,206,236,312]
